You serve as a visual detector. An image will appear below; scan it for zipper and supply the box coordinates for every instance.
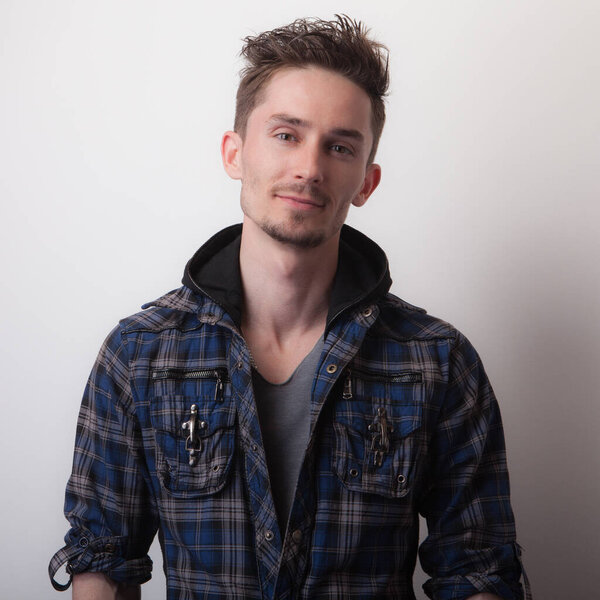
[152,367,228,381]
[343,367,422,399]
[151,367,229,402]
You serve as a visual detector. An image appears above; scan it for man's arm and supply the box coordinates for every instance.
[418,331,525,599]
[49,325,158,592]
[73,573,140,600]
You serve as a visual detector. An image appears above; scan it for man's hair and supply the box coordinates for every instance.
[234,15,389,164]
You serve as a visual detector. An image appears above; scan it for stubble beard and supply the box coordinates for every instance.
[260,211,327,249]
[241,182,341,249]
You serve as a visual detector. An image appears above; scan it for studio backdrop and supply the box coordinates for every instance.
[1,1,599,598]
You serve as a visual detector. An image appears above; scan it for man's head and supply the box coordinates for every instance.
[222,16,388,249]
[234,15,389,165]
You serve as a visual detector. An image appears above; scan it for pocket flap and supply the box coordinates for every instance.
[150,395,236,497]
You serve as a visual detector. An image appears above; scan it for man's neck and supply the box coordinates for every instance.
[239,219,338,382]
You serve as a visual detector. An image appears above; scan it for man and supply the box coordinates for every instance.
[50,16,529,600]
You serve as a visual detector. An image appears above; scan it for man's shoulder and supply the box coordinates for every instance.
[116,285,204,335]
[375,292,459,342]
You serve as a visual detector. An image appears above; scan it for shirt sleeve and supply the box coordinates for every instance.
[49,324,159,591]
[418,332,527,600]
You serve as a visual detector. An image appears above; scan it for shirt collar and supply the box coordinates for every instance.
[181,223,392,332]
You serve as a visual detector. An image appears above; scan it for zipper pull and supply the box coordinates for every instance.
[343,369,353,399]
[214,372,224,403]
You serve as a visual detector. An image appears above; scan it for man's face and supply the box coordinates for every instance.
[223,66,381,248]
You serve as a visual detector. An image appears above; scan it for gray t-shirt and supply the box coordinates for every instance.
[252,340,323,533]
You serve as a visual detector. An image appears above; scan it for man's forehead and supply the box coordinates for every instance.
[251,66,373,136]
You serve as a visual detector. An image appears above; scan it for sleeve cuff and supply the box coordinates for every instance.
[423,574,524,600]
[49,528,153,591]
[422,542,528,600]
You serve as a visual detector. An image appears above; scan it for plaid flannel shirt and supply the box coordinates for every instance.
[50,225,527,599]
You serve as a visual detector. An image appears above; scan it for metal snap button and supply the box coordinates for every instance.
[292,529,303,543]
[265,530,274,541]
[397,474,406,484]
[78,537,89,548]
[236,361,243,369]
[251,444,258,452]
[104,543,115,553]
[362,307,373,317]
[349,468,359,478]
[212,464,220,472]
[326,363,337,374]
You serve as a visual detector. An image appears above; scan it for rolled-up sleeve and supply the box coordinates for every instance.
[418,332,526,600]
[49,325,159,591]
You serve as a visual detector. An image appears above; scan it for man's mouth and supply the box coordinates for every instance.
[272,184,330,210]
[275,194,325,209]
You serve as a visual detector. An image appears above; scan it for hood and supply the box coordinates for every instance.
[182,223,392,332]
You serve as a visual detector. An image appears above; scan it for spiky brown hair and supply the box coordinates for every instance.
[234,15,389,164]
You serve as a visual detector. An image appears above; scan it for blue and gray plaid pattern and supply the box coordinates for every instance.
[50,283,526,599]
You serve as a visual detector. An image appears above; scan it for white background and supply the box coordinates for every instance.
[1,1,599,598]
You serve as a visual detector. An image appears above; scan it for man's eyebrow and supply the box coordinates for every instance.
[268,113,309,128]
[268,113,365,142]
[330,127,364,142]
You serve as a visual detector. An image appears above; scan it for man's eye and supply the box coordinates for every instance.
[331,144,351,155]
[276,133,296,142]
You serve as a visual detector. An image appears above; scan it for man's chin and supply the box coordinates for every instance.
[260,222,327,249]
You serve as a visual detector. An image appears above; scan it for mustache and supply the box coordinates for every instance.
[271,183,330,205]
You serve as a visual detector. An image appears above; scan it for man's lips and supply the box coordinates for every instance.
[271,183,330,209]
[275,194,325,208]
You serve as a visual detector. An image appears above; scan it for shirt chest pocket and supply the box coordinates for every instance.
[150,391,236,498]
[333,369,424,498]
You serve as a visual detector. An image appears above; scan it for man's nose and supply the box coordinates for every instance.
[293,141,324,183]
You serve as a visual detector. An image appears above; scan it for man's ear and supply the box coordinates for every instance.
[221,131,243,180]
[352,163,381,207]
